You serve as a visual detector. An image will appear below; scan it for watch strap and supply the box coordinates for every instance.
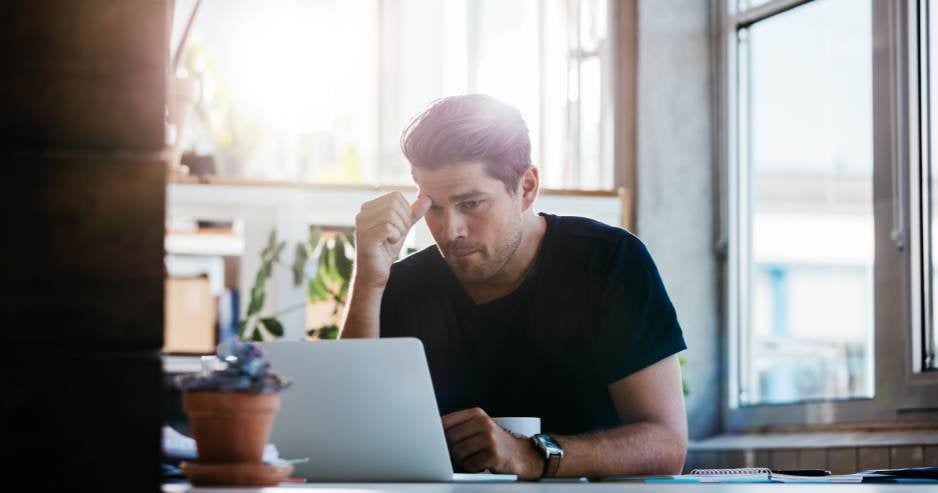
[542,453,561,477]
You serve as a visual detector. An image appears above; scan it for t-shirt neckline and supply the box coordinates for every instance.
[441,213,555,311]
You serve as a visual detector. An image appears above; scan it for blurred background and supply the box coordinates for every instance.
[4,1,937,486]
[157,0,938,473]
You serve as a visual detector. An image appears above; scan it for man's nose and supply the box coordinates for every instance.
[438,210,468,242]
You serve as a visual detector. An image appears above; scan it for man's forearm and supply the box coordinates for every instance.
[552,421,686,478]
[338,278,385,339]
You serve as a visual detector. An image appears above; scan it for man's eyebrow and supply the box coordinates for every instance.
[448,191,487,203]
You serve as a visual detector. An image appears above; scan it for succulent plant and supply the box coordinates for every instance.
[176,338,291,393]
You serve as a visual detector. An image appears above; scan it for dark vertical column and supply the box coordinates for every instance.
[0,1,168,489]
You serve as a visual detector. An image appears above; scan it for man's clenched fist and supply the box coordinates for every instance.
[353,191,432,289]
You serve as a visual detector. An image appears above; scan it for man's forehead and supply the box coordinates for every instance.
[413,163,502,202]
[419,187,489,204]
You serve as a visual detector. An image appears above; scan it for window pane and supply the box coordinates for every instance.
[738,0,874,405]
[380,0,470,184]
[173,0,379,183]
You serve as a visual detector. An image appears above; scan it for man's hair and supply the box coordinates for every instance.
[400,94,531,193]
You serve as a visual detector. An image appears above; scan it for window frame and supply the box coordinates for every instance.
[717,0,938,432]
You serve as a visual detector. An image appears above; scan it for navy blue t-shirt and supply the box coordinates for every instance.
[379,213,686,435]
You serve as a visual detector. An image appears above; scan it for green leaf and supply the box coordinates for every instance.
[334,239,353,284]
[248,289,265,315]
[250,281,264,302]
[319,324,339,340]
[292,243,308,286]
[250,328,264,341]
[236,319,248,338]
[261,317,285,337]
[344,228,355,247]
[261,230,278,261]
[274,240,286,261]
[308,227,322,251]
[307,273,331,302]
[257,261,272,284]
[326,240,337,272]
[320,244,341,287]
[336,281,349,306]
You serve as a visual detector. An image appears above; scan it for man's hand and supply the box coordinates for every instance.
[441,408,544,480]
[353,191,432,289]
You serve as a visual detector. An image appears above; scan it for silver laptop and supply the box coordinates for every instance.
[261,338,517,482]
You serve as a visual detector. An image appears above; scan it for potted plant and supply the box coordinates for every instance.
[175,338,292,486]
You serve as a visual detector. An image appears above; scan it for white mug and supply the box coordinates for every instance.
[493,417,541,438]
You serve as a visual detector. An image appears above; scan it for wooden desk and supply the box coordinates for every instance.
[164,482,935,492]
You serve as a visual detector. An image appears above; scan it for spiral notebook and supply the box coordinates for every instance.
[602,467,863,483]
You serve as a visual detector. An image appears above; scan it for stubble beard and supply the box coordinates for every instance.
[444,215,524,284]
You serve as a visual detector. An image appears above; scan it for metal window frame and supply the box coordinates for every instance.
[918,0,937,374]
[718,0,938,432]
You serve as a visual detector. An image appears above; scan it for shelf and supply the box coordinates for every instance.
[165,231,244,256]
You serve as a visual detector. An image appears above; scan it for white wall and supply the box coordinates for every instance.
[635,0,720,438]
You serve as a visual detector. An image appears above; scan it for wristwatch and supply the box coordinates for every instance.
[530,433,564,477]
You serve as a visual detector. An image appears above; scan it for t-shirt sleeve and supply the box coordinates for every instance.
[594,234,687,384]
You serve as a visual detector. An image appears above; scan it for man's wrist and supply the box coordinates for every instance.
[340,277,387,339]
[351,272,389,292]
[517,436,546,480]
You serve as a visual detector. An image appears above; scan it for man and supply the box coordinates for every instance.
[341,94,687,480]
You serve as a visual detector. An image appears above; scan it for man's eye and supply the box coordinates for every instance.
[460,200,481,210]
[429,204,443,212]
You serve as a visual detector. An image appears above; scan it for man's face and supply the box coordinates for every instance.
[413,161,524,284]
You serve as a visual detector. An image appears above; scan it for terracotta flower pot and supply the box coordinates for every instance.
[182,391,281,463]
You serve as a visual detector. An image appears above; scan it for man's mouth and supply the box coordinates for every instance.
[448,249,476,258]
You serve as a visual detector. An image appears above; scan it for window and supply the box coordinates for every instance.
[721,0,938,429]
[737,0,874,405]
[170,0,614,190]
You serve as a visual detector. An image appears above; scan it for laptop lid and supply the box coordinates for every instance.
[261,338,455,482]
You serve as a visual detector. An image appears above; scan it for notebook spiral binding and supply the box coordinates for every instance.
[690,467,772,476]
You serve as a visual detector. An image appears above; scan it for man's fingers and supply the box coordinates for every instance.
[357,206,409,236]
[461,450,497,473]
[442,407,488,430]
[360,191,398,212]
[444,416,491,445]
[364,221,405,246]
[450,433,491,463]
[410,195,432,222]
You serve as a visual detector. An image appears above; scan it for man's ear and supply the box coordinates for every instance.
[518,165,540,211]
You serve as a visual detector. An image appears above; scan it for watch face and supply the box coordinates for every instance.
[536,434,563,455]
